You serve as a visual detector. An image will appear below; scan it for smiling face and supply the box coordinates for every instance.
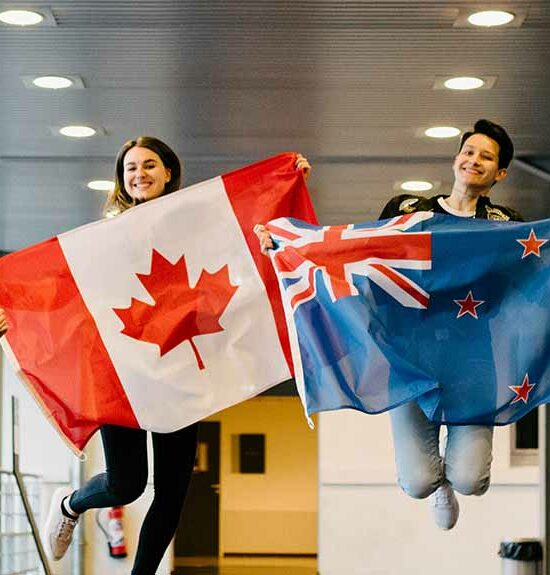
[453,133,508,192]
[123,146,172,202]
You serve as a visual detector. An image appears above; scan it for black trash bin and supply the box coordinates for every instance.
[499,539,543,575]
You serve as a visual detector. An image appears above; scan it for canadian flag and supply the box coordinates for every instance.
[0,153,317,452]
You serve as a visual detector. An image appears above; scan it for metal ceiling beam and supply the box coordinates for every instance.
[514,159,550,183]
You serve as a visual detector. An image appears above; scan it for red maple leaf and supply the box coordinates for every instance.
[113,249,238,370]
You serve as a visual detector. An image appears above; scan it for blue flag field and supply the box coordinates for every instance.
[267,212,550,426]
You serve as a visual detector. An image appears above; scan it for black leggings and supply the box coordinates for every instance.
[69,423,199,575]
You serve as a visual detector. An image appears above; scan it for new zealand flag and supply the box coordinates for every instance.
[267,212,550,426]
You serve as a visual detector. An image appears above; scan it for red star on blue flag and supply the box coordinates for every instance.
[509,374,536,404]
[517,229,548,259]
[453,291,485,319]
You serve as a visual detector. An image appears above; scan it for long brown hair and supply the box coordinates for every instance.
[103,136,182,216]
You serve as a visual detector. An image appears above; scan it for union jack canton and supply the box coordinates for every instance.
[267,211,433,311]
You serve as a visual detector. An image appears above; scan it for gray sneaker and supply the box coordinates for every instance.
[430,482,459,530]
[43,487,79,560]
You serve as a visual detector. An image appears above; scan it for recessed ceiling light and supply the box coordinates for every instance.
[0,9,43,26]
[444,76,485,91]
[468,10,515,27]
[424,126,460,139]
[59,125,97,138]
[87,180,114,192]
[33,76,73,90]
[22,75,84,90]
[400,181,434,193]
[433,75,497,91]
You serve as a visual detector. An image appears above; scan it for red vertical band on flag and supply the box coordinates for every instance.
[0,238,139,451]
[222,153,318,372]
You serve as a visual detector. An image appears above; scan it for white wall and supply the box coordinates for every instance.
[1,353,169,575]
[1,356,73,480]
[2,351,74,575]
[318,409,539,575]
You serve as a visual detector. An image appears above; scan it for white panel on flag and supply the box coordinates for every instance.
[58,177,290,431]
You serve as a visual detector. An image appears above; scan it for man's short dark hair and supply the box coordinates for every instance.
[459,119,514,169]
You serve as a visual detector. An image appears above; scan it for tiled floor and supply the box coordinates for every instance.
[173,556,317,575]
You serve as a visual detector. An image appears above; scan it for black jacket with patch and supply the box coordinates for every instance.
[379,194,523,222]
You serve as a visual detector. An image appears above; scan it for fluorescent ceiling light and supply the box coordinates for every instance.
[0,9,43,26]
[444,76,485,91]
[88,180,114,192]
[59,125,97,138]
[468,10,515,27]
[33,76,73,90]
[400,181,434,192]
[424,126,460,139]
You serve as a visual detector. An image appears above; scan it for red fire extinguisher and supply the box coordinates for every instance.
[96,506,128,558]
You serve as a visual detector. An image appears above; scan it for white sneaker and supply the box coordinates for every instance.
[430,482,459,530]
[43,487,79,561]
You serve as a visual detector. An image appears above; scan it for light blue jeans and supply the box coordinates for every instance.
[390,400,493,498]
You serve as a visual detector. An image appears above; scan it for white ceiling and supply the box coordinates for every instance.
[1,0,550,252]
